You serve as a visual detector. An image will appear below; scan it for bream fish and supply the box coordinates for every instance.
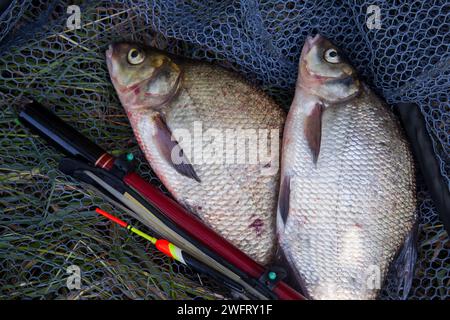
[106,43,286,265]
[277,35,416,299]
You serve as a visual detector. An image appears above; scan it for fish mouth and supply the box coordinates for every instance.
[105,44,115,82]
[106,44,113,60]
[302,34,324,56]
[299,34,325,79]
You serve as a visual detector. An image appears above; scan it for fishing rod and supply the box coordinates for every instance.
[18,109,268,300]
[59,158,267,299]
[94,207,248,297]
[18,100,304,300]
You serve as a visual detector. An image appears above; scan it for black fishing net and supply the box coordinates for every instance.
[0,0,448,299]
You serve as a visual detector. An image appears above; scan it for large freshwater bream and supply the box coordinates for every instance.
[277,35,416,299]
[106,43,285,265]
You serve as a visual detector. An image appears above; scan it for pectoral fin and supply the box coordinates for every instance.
[304,103,323,164]
[152,113,201,182]
[277,175,291,231]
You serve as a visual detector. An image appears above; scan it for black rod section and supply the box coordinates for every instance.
[18,101,107,165]
[397,103,450,236]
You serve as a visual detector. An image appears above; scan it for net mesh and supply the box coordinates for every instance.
[0,0,448,300]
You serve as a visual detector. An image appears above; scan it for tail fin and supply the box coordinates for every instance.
[391,225,418,299]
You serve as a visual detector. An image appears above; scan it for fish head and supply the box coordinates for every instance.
[298,34,361,104]
[106,42,182,111]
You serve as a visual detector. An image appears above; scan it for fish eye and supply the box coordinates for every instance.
[127,48,145,65]
[324,48,340,64]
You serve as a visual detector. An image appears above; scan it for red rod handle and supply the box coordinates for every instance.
[123,172,304,300]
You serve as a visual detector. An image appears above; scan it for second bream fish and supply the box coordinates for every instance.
[278,35,416,299]
[106,43,286,265]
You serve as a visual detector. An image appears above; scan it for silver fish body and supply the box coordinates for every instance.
[278,35,416,299]
[107,43,285,265]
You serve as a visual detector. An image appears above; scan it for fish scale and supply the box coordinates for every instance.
[158,63,283,265]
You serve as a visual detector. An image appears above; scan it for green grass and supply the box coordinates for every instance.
[0,2,223,300]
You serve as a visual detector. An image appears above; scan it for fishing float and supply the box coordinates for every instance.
[94,207,248,296]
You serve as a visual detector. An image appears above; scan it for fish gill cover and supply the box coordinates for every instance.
[0,0,448,299]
